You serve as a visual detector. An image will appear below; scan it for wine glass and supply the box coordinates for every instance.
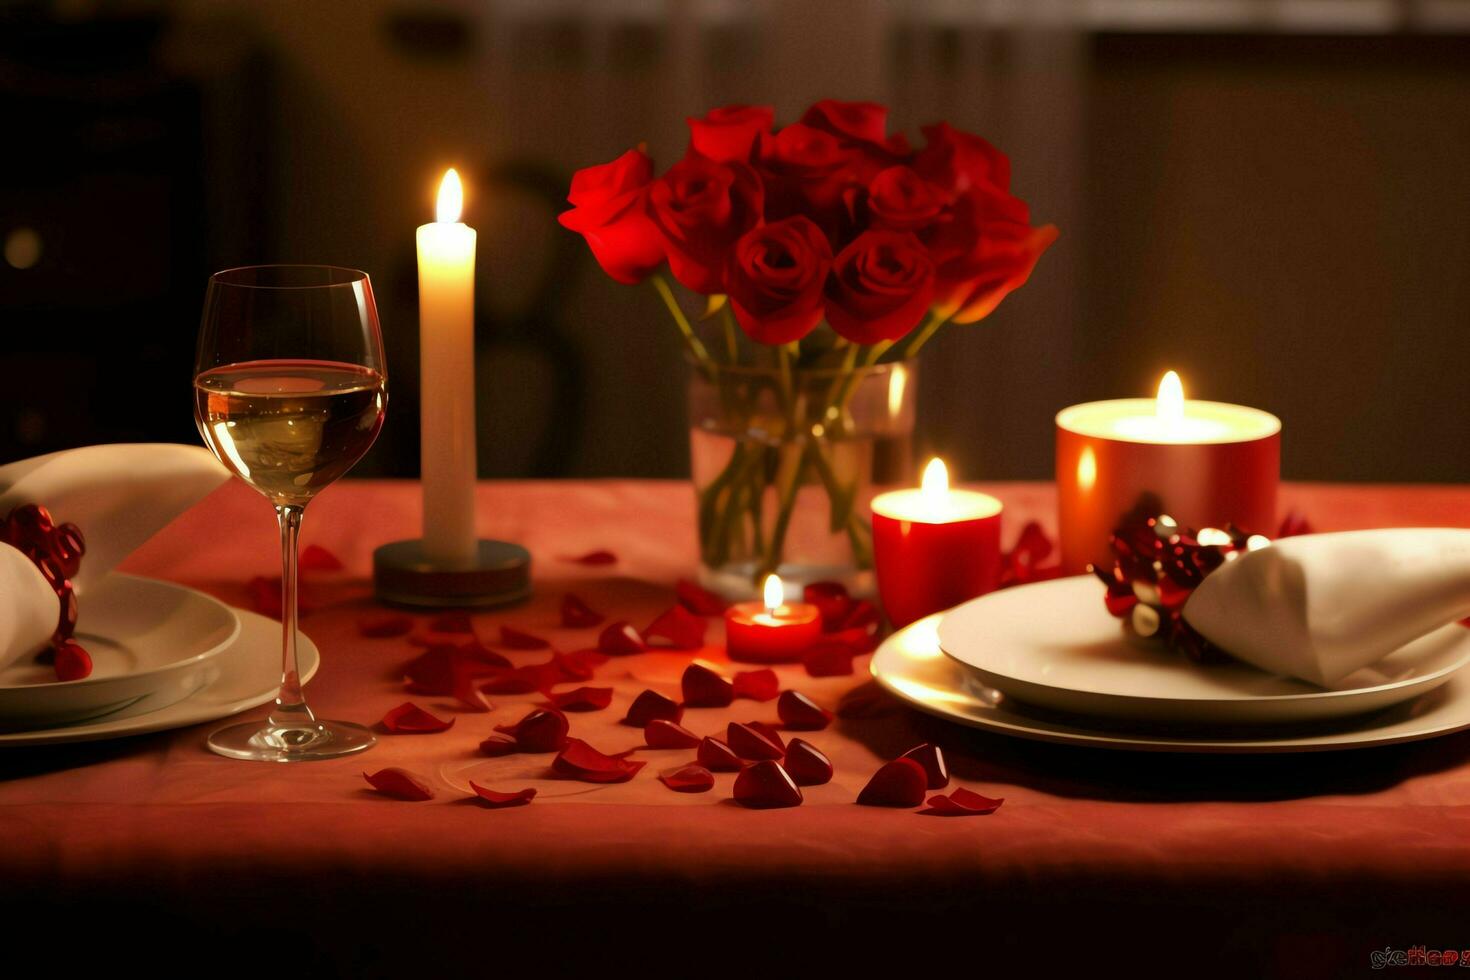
[194,265,387,761]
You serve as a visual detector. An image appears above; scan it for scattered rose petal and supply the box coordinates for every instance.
[784,738,833,786]
[429,612,475,634]
[552,738,647,783]
[495,707,569,752]
[52,641,92,681]
[479,732,520,757]
[623,689,684,727]
[747,720,787,748]
[857,757,929,807]
[644,719,701,749]
[561,592,606,628]
[922,787,1004,816]
[562,549,617,565]
[826,625,880,653]
[697,736,743,772]
[499,625,550,650]
[727,722,785,760]
[469,783,537,808]
[901,743,950,790]
[675,578,728,615]
[733,760,803,809]
[645,604,707,650]
[659,764,715,793]
[732,668,779,702]
[838,599,880,633]
[403,645,504,697]
[546,686,614,712]
[598,621,647,655]
[299,544,344,572]
[804,581,852,630]
[681,662,734,707]
[381,701,455,734]
[777,690,833,731]
[562,648,610,672]
[363,767,434,801]
[802,643,854,677]
[480,670,541,695]
[551,650,595,682]
[454,686,496,713]
[836,682,899,719]
[358,613,415,638]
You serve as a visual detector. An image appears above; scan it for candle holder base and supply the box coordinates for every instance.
[372,539,532,609]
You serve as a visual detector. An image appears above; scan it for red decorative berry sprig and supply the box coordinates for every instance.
[1,503,90,680]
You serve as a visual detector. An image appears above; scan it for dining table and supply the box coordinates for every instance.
[4,478,1469,979]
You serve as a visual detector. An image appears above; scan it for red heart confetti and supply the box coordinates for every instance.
[623,689,684,727]
[697,736,743,772]
[53,641,92,682]
[495,708,570,753]
[857,757,929,807]
[561,549,617,565]
[644,718,701,749]
[803,581,852,630]
[732,668,779,702]
[561,592,606,628]
[598,621,647,655]
[922,787,1004,816]
[802,643,854,677]
[299,544,344,572]
[478,732,519,757]
[675,578,728,615]
[381,702,455,734]
[499,625,550,650]
[546,686,614,712]
[659,764,715,793]
[733,760,803,809]
[777,690,833,731]
[358,613,416,638]
[727,722,785,760]
[363,767,434,801]
[900,743,950,790]
[429,612,475,634]
[783,738,833,786]
[681,662,734,707]
[552,738,647,783]
[644,604,707,650]
[469,783,537,808]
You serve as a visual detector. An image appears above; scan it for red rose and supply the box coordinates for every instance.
[865,165,947,233]
[648,155,764,294]
[825,230,935,345]
[801,99,911,156]
[930,187,1057,324]
[725,216,832,345]
[687,105,774,163]
[914,122,1011,196]
[755,124,862,236]
[558,148,664,284]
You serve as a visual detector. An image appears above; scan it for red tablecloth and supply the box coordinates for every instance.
[5,480,1470,978]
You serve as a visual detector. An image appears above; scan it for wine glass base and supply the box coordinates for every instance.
[206,718,376,762]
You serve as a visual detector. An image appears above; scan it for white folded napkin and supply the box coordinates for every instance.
[1183,528,1470,686]
[0,444,230,669]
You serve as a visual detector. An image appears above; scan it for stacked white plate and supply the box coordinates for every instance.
[0,574,318,747]
[872,576,1470,753]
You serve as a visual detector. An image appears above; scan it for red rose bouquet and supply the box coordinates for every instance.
[561,100,1056,590]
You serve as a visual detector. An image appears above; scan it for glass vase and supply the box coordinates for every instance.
[689,359,917,600]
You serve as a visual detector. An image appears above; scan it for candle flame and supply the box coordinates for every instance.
[1156,370,1184,427]
[436,168,464,223]
[920,457,950,512]
[762,574,784,614]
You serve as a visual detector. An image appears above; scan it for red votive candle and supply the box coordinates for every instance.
[872,458,1003,629]
[1056,371,1280,574]
[724,574,824,663]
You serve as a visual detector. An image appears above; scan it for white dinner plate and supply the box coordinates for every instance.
[0,606,319,747]
[936,576,1470,725]
[875,614,1470,753]
[0,574,241,730]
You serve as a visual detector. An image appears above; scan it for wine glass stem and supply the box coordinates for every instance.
[269,503,316,730]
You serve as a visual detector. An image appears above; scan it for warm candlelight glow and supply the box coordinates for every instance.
[920,457,948,508]
[1077,446,1097,491]
[436,168,464,223]
[762,573,783,614]
[1157,370,1184,427]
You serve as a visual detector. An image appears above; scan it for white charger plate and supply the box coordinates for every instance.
[0,606,319,746]
[936,576,1470,725]
[0,574,240,730]
[875,614,1470,752]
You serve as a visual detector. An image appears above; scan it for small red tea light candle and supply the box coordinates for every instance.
[872,458,1003,629]
[724,574,824,664]
[1056,371,1280,575]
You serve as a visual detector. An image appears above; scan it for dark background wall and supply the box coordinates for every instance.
[2,1,1466,484]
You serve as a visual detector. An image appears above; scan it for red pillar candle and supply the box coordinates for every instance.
[724,574,824,663]
[872,459,1003,629]
[1056,371,1280,575]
